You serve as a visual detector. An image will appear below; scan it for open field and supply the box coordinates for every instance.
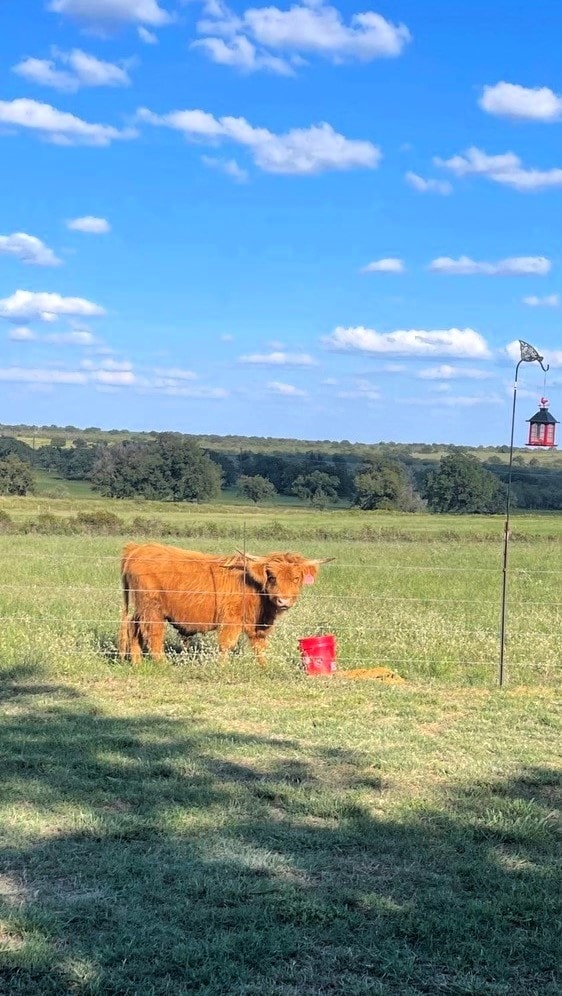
[1,502,561,993]
[0,531,560,686]
[2,491,562,537]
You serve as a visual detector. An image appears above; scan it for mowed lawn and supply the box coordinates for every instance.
[1,508,561,994]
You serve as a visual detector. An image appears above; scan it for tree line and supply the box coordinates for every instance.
[1,431,561,512]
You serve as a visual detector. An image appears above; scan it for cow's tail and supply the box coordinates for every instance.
[118,568,132,660]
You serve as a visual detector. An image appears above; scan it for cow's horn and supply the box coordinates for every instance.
[308,557,336,565]
[235,549,261,561]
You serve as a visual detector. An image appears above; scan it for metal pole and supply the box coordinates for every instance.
[498,341,549,688]
[242,520,247,632]
[498,359,522,687]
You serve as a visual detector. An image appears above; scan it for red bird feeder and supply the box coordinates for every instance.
[526,397,558,448]
[299,635,337,675]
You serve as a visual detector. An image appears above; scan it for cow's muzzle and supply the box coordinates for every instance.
[273,597,294,611]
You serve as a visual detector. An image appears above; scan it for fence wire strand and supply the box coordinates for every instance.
[1,539,560,681]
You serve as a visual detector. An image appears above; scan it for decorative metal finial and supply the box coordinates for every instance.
[518,339,549,371]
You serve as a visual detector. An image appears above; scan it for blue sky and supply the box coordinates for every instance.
[1,0,561,445]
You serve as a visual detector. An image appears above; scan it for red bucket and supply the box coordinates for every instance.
[299,635,337,675]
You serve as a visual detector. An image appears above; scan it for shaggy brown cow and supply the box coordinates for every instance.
[119,542,332,666]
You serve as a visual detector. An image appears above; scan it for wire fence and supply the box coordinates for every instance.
[0,533,560,686]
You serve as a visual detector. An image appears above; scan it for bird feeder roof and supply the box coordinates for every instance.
[526,408,558,425]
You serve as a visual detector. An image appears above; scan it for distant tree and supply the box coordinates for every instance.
[354,457,412,511]
[291,471,339,506]
[0,436,34,463]
[91,434,221,501]
[36,441,102,480]
[423,452,506,514]
[329,454,356,499]
[239,474,277,504]
[0,455,35,495]
[207,451,238,488]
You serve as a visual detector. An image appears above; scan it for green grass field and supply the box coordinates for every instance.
[1,500,560,994]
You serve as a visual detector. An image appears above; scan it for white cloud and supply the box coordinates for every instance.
[47,0,172,28]
[13,58,77,91]
[152,366,197,380]
[522,293,559,307]
[138,25,158,42]
[8,326,37,341]
[201,155,249,182]
[221,333,234,341]
[435,146,562,192]
[0,98,136,146]
[409,393,503,408]
[45,330,97,344]
[91,368,135,384]
[239,350,317,366]
[338,378,380,401]
[418,364,492,380]
[361,257,404,273]
[0,366,89,384]
[0,289,105,322]
[246,3,410,59]
[452,395,503,407]
[0,232,61,267]
[323,326,491,359]
[67,216,111,233]
[82,357,132,369]
[13,49,131,92]
[429,255,551,276]
[0,358,230,393]
[9,326,103,346]
[267,380,307,396]
[0,364,136,386]
[405,171,452,195]
[193,35,295,76]
[479,82,562,122]
[142,381,228,397]
[195,0,411,75]
[138,106,380,175]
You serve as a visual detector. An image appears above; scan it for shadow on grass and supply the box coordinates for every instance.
[0,667,560,996]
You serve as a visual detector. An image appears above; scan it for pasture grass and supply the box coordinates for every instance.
[33,472,97,500]
[2,493,562,541]
[1,506,561,993]
[1,662,560,995]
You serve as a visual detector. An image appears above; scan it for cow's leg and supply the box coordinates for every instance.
[137,600,166,662]
[217,625,242,661]
[128,618,143,665]
[118,612,130,660]
[247,630,269,668]
[146,621,166,662]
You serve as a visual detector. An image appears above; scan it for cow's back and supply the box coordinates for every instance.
[121,543,244,633]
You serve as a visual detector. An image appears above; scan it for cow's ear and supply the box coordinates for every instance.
[302,562,319,585]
